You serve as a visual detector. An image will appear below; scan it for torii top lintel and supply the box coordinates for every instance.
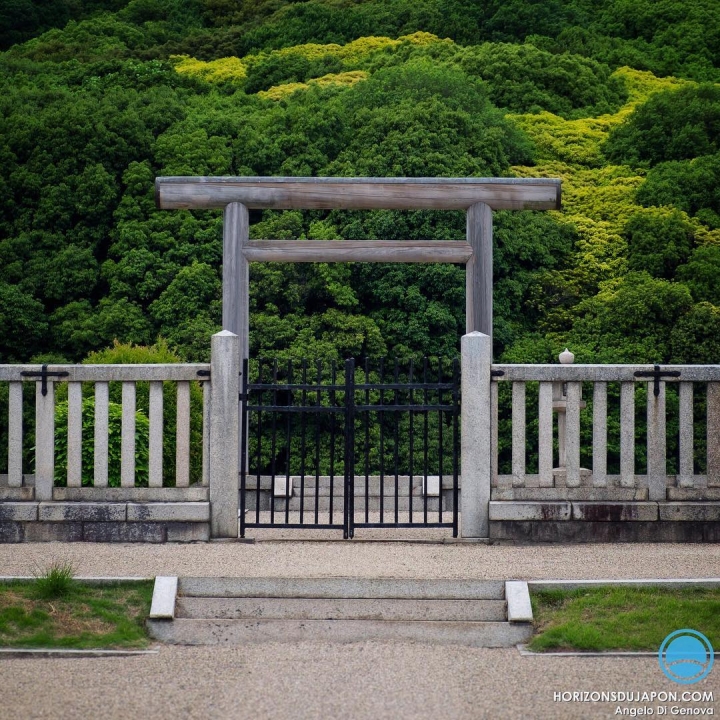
[155,176,562,212]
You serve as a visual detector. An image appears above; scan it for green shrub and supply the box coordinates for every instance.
[54,397,150,487]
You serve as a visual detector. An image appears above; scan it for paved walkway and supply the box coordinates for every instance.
[1,541,719,719]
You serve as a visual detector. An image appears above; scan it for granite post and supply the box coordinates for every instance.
[461,331,492,537]
[209,330,239,538]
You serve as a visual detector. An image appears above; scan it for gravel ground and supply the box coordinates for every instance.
[0,540,718,580]
[1,643,717,720]
[1,541,719,720]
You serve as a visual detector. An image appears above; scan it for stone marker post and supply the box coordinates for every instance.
[461,331,492,538]
[209,330,239,538]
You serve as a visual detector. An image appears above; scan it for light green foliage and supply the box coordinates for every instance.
[172,54,247,83]
[258,71,368,100]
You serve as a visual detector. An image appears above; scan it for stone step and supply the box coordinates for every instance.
[176,597,507,622]
[147,617,533,648]
[178,577,506,600]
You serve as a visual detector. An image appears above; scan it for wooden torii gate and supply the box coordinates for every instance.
[155,176,562,362]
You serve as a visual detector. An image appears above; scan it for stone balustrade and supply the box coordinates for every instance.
[0,331,239,542]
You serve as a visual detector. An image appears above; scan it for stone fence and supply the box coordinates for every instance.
[0,331,239,543]
[462,332,720,542]
[1,329,717,543]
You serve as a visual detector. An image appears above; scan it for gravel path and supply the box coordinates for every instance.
[1,644,717,720]
[1,541,718,719]
[1,540,718,580]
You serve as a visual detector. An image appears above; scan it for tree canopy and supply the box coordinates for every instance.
[1,0,719,366]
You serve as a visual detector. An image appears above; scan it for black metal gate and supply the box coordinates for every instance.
[239,357,459,538]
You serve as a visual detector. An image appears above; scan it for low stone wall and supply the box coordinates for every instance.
[0,502,210,543]
[489,501,720,542]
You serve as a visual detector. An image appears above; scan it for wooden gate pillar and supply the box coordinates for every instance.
[222,202,249,363]
[466,202,493,341]
[223,202,249,473]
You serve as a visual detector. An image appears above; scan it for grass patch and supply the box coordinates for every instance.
[33,560,76,600]
[530,586,720,653]
[0,579,154,649]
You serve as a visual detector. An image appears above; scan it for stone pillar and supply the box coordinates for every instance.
[35,380,55,502]
[209,330,239,538]
[461,331,492,538]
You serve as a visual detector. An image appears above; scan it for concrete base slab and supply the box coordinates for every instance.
[489,501,571,522]
[490,520,718,543]
[0,503,38,522]
[659,502,720,521]
[571,502,658,522]
[39,502,126,522]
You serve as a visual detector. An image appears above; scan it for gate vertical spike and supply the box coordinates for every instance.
[394,358,400,526]
[379,357,385,525]
[364,356,370,525]
[255,358,263,525]
[344,358,355,539]
[408,358,414,524]
[315,359,322,526]
[423,356,429,525]
[452,356,460,538]
[300,359,307,525]
[438,356,444,524]
[285,358,292,526]
[270,358,278,526]
[240,357,248,538]
[330,359,336,528]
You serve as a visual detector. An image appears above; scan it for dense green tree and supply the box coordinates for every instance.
[676,245,720,305]
[604,84,720,166]
[636,153,720,228]
[624,209,695,279]
[459,42,626,118]
[567,272,694,362]
[0,0,719,369]
[671,302,720,363]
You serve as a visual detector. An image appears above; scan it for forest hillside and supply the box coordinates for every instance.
[1,0,720,365]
